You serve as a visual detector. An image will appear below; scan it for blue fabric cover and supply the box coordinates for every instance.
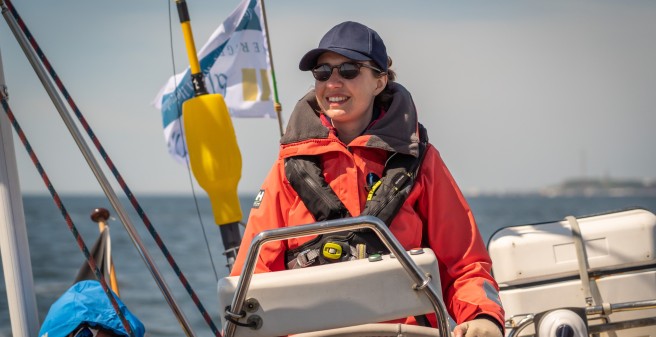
[39,280,145,337]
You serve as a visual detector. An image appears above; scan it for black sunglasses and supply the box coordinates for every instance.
[311,62,384,81]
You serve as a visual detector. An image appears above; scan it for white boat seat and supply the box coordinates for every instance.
[489,208,656,337]
[218,248,442,337]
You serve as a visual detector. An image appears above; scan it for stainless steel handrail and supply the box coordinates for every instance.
[224,215,451,337]
[506,314,535,337]
[506,299,656,337]
[586,299,656,316]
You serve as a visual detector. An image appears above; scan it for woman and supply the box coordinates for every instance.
[231,21,504,337]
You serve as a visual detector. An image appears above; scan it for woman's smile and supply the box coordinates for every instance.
[327,95,349,107]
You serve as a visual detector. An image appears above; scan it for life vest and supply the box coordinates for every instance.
[284,124,428,269]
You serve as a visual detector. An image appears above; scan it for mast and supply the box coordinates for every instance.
[259,0,284,136]
[0,47,40,337]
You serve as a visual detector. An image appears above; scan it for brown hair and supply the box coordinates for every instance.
[375,56,396,108]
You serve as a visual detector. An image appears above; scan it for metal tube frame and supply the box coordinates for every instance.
[506,299,656,337]
[0,3,196,336]
[585,299,656,316]
[224,215,451,337]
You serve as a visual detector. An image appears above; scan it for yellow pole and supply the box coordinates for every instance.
[174,0,243,270]
[180,21,201,76]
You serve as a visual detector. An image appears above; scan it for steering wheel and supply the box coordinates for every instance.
[293,323,442,337]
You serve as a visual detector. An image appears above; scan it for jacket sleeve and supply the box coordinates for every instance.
[230,159,291,276]
[417,146,505,328]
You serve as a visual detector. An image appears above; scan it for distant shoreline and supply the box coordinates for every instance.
[18,176,656,199]
[538,177,656,198]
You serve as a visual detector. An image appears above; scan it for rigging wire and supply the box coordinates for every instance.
[0,99,136,337]
[3,1,221,335]
[166,0,220,282]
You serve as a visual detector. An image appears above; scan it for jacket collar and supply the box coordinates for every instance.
[280,82,421,157]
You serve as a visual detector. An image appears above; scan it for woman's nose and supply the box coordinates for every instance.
[325,69,343,86]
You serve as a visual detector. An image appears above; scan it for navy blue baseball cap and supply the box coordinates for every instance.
[299,21,388,72]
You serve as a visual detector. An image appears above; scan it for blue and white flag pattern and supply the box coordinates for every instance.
[153,0,274,163]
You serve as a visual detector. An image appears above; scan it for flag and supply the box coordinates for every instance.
[153,0,274,163]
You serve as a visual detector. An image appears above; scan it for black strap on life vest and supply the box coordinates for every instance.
[284,124,429,269]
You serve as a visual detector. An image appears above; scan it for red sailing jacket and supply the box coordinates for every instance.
[230,82,504,328]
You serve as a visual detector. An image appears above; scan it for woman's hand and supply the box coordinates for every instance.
[453,317,503,337]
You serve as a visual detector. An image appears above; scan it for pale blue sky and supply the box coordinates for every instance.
[1,1,655,196]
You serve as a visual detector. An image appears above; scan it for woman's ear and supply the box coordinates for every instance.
[374,75,388,95]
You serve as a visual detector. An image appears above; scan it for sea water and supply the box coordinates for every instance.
[1,194,656,336]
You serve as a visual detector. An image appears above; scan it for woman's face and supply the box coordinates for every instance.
[314,52,387,126]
